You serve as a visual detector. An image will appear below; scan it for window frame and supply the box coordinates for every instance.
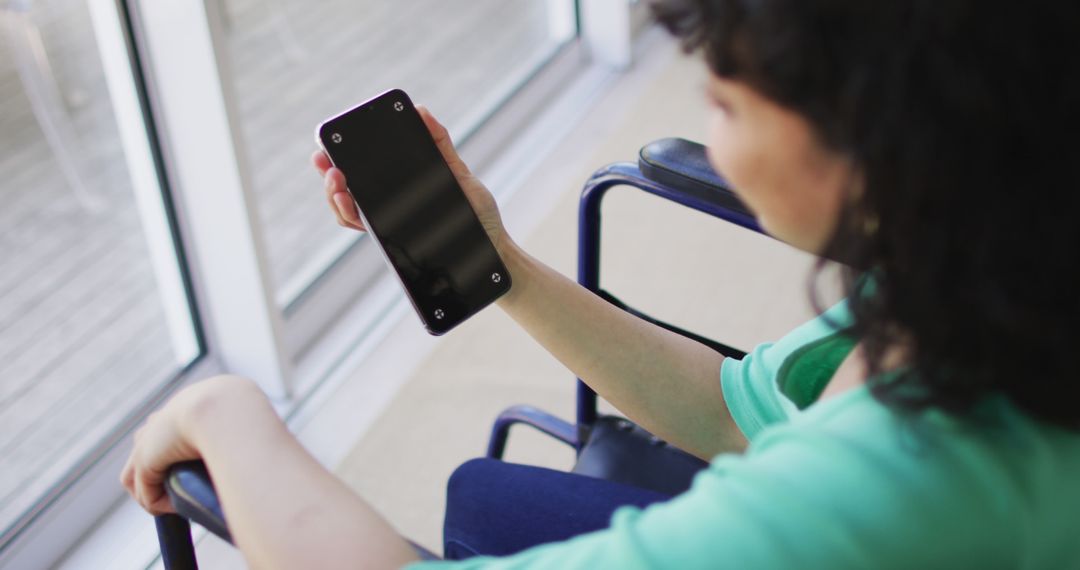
[0,0,215,565]
[0,0,647,567]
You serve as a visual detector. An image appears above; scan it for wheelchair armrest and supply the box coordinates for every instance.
[155,461,444,563]
[572,415,708,496]
[164,460,232,544]
[487,405,579,459]
[638,138,752,219]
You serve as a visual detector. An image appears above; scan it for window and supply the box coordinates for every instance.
[0,0,612,566]
[219,0,576,303]
[0,0,199,541]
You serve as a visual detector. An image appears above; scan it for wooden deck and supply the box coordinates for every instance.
[0,0,561,530]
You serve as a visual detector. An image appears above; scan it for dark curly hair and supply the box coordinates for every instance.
[652,0,1080,430]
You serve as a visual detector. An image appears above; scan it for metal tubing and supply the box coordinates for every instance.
[486,405,579,459]
[155,514,197,570]
[575,162,765,436]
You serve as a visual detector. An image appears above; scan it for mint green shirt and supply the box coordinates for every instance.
[410,302,1080,568]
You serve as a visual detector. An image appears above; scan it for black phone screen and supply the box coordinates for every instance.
[316,89,510,335]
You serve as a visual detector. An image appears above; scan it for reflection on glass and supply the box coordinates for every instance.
[0,0,196,534]
[221,0,575,300]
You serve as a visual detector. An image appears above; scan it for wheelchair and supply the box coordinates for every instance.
[154,137,764,568]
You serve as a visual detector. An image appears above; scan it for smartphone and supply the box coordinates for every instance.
[315,89,511,335]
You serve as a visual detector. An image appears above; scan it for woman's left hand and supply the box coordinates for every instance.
[119,375,417,568]
[119,375,263,515]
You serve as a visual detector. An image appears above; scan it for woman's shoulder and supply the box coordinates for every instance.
[706,388,1080,567]
[762,383,1080,485]
[720,299,857,438]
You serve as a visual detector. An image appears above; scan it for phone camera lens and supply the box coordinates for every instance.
[330,132,342,143]
[394,101,404,112]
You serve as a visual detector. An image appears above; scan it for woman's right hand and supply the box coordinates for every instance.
[311,105,514,257]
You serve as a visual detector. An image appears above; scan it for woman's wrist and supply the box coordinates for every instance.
[496,236,533,311]
[179,375,280,452]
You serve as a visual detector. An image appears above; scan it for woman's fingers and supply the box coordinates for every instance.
[323,166,346,198]
[322,167,362,230]
[323,168,343,215]
[312,149,332,175]
[323,168,364,230]
[126,428,174,515]
[119,454,134,492]
[333,193,364,230]
[133,466,174,516]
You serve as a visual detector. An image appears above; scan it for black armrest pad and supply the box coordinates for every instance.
[638,138,753,218]
[166,461,233,544]
[572,415,707,496]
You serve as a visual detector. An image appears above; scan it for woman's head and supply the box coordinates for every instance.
[654,0,1080,429]
[700,76,854,252]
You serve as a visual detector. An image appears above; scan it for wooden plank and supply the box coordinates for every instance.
[0,321,171,512]
[0,251,152,405]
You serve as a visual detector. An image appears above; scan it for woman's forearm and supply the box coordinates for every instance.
[496,241,747,459]
[183,379,418,570]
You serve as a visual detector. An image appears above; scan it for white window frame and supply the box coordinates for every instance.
[0,0,653,567]
[0,0,222,566]
[134,0,294,398]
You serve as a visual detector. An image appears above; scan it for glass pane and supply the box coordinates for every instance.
[0,0,198,534]
[222,0,576,301]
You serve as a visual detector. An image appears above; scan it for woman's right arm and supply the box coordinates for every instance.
[492,239,746,459]
[315,108,746,459]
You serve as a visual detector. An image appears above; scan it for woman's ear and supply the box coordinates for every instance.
[844,173,878,238]
[841,163,865,204]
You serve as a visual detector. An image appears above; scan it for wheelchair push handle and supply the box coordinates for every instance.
[637,137,754,221]
[154,460,232,569]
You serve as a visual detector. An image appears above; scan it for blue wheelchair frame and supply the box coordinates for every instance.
[482,138,767,502]
[487,139,761,463]
[154,137,769,568]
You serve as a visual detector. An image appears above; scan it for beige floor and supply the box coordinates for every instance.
[333,36,833,556]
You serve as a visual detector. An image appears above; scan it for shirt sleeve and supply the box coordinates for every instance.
[720,300,852,440]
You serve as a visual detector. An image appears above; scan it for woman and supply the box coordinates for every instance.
[121,0,1080,567]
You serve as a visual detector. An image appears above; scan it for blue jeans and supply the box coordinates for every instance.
[442,458,674,560]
